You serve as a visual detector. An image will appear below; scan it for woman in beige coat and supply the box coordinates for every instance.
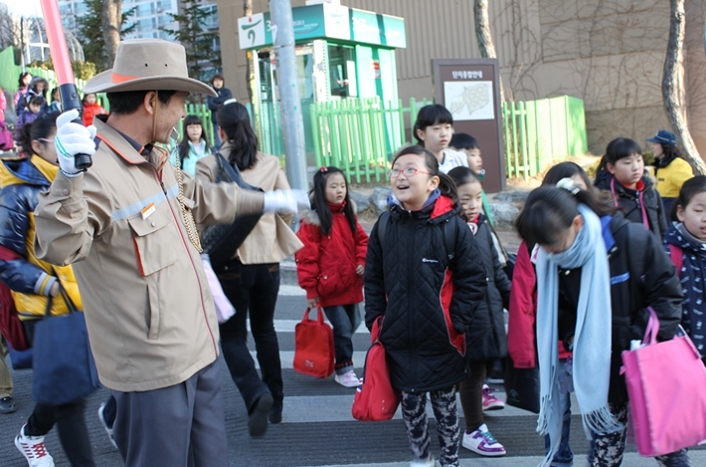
[196,101,302,436]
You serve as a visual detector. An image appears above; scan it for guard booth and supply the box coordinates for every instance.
[237,0,406,164]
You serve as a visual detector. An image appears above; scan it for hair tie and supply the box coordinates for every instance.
[556,177,580,195]
[320,166,328,173]
[223,98,237,106]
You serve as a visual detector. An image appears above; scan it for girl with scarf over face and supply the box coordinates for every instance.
[664,176,706,364]
[515,184,687,467]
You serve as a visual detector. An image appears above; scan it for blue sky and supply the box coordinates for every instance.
[2,0,44,17]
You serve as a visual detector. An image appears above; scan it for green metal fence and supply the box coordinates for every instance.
[309,97,429,184]
[0,47,90,100]
[503,95,588,180]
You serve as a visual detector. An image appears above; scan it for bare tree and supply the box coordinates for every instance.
[473,0,496,59]
[664,0,706,174]
[473,0,505,102]
[102,0,122,66]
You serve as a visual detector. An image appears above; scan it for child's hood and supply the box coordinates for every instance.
[388,189,458,223]
[299,200,357,227]
[665,223,706,252]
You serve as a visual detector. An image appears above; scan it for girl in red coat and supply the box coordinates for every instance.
[81,93,106,127]
[296,166,369,387]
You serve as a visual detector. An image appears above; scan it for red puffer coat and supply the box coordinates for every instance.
[295,202,368,307]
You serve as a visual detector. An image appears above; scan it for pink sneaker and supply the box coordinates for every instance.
[462,423,506,456]
[482,384,505,411]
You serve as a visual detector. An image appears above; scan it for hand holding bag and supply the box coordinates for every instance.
[32,283,100,406]
[293,307,334,378]
[621,307,706,457]
[352,316,400,421]
[200,254,236,324]
[503,356,540,414]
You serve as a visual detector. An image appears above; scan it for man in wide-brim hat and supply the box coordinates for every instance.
[33,39,306,466]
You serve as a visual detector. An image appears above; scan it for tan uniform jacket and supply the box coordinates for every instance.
[33,118,264,392]
[195,147,303,264]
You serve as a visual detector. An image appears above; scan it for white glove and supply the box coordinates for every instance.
[55,109,97,177]
[263,189,310,213]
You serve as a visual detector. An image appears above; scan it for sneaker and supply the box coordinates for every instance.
[249,393,273,437]
[410,455,435,467]
[462,423,506,457]
[97,403,118,449]
[334,370,360,388]
[482,384,505,411]
[0,396,17,414]
[15,424,55,467]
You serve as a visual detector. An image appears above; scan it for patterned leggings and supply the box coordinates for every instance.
[400,386,460,467]
[589,402,690,467]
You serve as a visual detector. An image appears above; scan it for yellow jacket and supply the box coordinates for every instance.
[655,157,693,199]
[0,155,82,319]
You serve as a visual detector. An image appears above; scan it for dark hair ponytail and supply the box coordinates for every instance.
[310,166,357,236]
[594,137,642,183]
[515,187,580,246]
[217,102,258,171]
[671,175,706,222]
[391,145,458,201]
[515,183,615,246]
[18,111,58,155]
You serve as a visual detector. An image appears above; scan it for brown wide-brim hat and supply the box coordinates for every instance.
[83,39,217,96]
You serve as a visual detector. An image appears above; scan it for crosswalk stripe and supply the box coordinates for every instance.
[251,350,370,370]
[280,394,537,424]
[247,319,370,334]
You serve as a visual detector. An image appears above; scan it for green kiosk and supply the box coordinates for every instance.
[238,0,406,164]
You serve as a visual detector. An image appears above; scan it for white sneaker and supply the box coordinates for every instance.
[410,455,435,467]
[334,370,360,388]
[15,424,55,467]
[462,423,507,457]
[98,403,118,449]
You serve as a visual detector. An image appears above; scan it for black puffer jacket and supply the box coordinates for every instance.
[465,215,511,361]
[594,172,667,239]
[557,213,682,403]
[364,195,488,393]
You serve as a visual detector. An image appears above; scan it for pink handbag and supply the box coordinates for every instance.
[200,254,235,324]
[621,308,706,457]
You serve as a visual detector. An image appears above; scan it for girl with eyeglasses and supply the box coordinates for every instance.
[365,145,487,467]
[295,166,369,388]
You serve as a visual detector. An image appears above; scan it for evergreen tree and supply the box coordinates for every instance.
[76,0,136,71]
[161,0,221,82]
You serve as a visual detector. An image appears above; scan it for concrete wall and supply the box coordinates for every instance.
[216,0,706,158]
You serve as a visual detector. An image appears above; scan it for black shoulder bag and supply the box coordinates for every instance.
[200,153,264,272]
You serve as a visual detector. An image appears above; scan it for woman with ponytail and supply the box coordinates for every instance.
[515,178,687,466]
[195,100,302,436]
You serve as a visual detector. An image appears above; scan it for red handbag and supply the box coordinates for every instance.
[352,316,400,421]
[293,307,334,378]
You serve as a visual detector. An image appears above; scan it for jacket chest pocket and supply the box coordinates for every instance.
[128,210,181,276]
